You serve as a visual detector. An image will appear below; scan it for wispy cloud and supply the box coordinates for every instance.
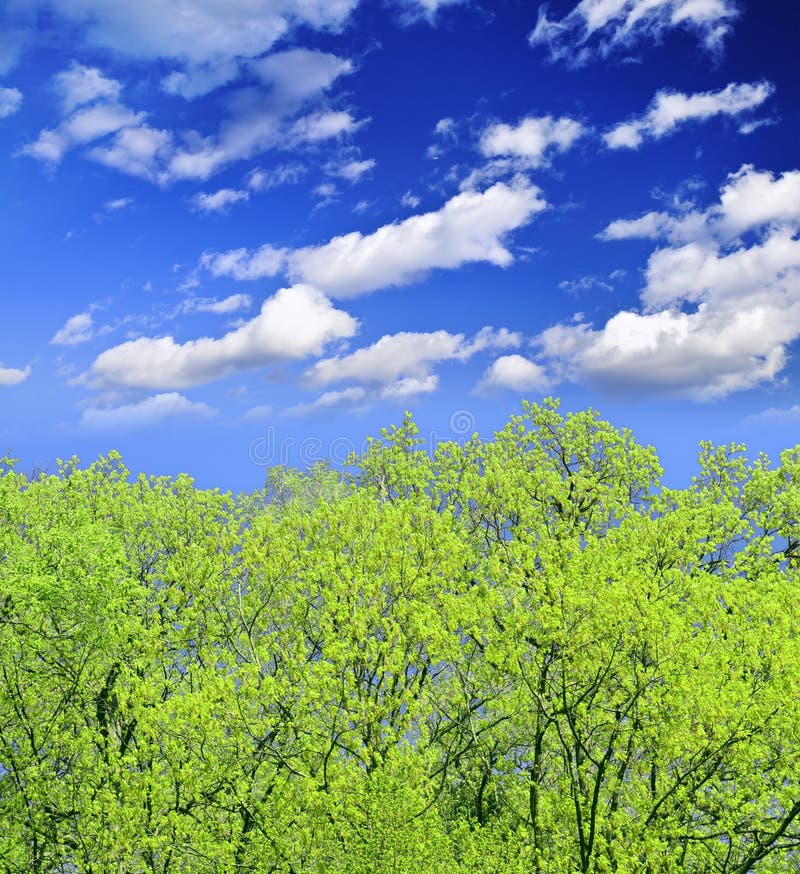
[0,86,22,118]
[81,392,216,429]
[51,312,94,346]
[604,81,774,149]
[531,0,740,65]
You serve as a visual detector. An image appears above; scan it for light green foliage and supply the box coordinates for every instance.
[0,403,799,872]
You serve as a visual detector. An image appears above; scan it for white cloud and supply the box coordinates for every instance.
[53,63,121,112]
[401,191,421,208]
[51,312,94,346]
[242,403,273,421]
[380,374,439,398]
[89,124,173,182]
[530,0,740,64]
[304,326,519,388]
[290,177,547,297]
[475,354,551,395]
[539,165,800,400]
[200,243,287,281]
[104,196,133,211]
[288,110,362,143]
[394,0,469,22]
[329,158,376,182]
[604,81,773,149]
[91,284,358,390]
[247,163,306,191]
[598,165,800,244]
[743,405,800,426]
[0,363,30,386]
[44,1,361,96]
[22,101,146,164]
[81,392,216,430]
[0,86,22,118]
[287,372,441,415]
[165,51,359,182]
[162,59,241,99]
[25,50,359,183]
[251,48,353,103]
[434,117,457,138]
[599,211,673,241]
[285,386,368,416]
[191,187,250,213]
[188,293,253,315]
[480,115,585,166]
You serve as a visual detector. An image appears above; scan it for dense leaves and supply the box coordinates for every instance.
[0,401,798,872]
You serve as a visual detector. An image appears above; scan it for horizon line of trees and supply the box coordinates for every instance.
[1,399,799,873]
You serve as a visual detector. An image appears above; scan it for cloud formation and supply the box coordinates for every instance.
[23,50,361,184]
[289,178,547,297]
[475,354,551,395]
[480,115,585,166]
[539,165,800,400]
[604,81,773,149]
[0,363,30,386]
[304,326,520,388]
[191,188,250,213]
[0,86,22,118]
[51,312,94,346]
[44,1,361,97]
[91,285,358,390]
[531,0,740,65]
[81,392,216,429]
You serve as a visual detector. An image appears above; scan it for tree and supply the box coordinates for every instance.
[1,403,798,872]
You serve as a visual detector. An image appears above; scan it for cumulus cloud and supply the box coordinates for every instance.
[89,125,173,183]
[290,178,547,297]
[538,165,800,400]
[0,363,30,386]
[81,392,216,430]
[604,81,773,149]
[91,284,358,390]
[53,62,121,112]
[304,326,520,388]
[200,244,287,281]
[51,312,94,346]
[480,115,585,166]
[530,0,740,65]
[475,354,551,395]
[598,165,800,245]
[0,86,22,118]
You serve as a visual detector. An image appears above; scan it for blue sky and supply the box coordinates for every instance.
[1,0,798,489]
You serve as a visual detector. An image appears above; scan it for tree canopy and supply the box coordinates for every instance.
[1,400,799,873]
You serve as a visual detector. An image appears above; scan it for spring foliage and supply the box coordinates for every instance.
[1,400,799,873]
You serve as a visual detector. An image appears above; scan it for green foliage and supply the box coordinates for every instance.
[1,403,799,872]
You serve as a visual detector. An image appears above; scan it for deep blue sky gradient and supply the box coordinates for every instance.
[1,0,798,489]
